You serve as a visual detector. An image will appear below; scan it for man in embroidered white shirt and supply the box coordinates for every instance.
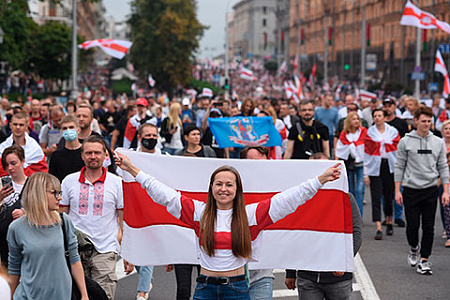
[60,135,124,300]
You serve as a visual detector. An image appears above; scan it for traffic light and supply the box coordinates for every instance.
[224,78,229,90]
[344,64,350,71]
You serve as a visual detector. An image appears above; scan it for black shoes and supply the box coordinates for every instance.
[395,219,406,227]
[386,224,394,236]
[382,219,406,227]
[375,230,383,240]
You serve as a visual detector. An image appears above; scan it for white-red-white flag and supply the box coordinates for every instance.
[292,55,299,74]
[148,75,156,87]
[294,75,305,101]
[278,61,287,75]
[79,39,132,59]
[435,50,450,98]
[284,81,294,99]
[240,67,256,81]
[118,149,354,271]
[400,1,450,34]
[359,89,377,101]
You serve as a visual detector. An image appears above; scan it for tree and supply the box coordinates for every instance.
[0,1,35,70]
[27,22,72,80]
[129,0,206,94]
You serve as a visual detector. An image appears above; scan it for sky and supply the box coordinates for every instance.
[103,0,239,59]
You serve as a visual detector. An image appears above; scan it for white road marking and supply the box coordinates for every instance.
[273,289,298,297]
[354,253,380,300]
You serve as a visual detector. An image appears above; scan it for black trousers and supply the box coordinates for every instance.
[403,186,438,259]
[174,264,200,300]
[369,159,394,222]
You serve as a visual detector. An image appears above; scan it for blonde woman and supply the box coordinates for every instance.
[7,173,88,300]
[161,102,184,155]
[335,112,367,217]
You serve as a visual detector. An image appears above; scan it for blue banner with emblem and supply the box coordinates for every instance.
[208,116,282,148]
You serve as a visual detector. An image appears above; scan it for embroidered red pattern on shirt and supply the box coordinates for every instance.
[93,182,105,216]
[79,183,89,215]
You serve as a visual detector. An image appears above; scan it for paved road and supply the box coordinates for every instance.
[115,187,449,299]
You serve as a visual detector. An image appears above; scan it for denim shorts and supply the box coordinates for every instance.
[193,275,250,300]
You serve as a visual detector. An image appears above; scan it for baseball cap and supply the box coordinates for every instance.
[182,98,190,106]
[383,98,395,105]
[136,98,148,106]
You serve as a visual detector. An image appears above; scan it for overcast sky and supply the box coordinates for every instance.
[103,0,239,58]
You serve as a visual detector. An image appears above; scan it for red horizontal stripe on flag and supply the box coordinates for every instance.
[123,183,352,234]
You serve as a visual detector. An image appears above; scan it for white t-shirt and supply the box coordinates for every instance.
[0,275,11,300]
[60,167,124,253]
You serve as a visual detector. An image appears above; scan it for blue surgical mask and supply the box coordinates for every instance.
[62,129,78,142]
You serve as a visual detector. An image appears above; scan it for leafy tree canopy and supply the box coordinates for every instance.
[129,0,206,93]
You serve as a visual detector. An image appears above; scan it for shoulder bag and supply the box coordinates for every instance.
[60,213,108,300]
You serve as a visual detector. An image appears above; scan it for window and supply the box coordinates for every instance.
[263,19,267,27]
[263,6,267,14]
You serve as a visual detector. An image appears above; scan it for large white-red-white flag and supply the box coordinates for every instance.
[79,39,132,59]
[240,67,256,81]
[400,1,450,34]
[435,50,450,98]
[119,149,354,271]
[359,89,377,101]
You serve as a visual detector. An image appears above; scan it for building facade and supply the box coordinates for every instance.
[289,0,450,87]
[228,0,277,60]
[28,0,106,40]
[274,0,290,65]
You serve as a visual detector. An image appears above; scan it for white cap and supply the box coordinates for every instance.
[182,98,190,106]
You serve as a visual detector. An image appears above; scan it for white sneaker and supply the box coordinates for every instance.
[416,260,433,275]
[136,293,148,300]
[407,244,420,267]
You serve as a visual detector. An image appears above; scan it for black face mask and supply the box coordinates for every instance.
[141,138,157,150]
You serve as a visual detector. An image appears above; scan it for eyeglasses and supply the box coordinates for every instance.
[47,190,62,198]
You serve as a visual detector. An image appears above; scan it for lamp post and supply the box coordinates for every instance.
[70,0,78,100]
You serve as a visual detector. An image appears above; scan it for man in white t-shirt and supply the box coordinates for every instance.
[60,135,124,300]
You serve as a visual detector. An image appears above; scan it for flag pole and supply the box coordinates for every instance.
[414,0,421,99]
[70,0,78,100]
[360,0,366,88]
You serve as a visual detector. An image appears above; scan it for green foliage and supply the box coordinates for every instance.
[112,79,133,97]
[264,61,278,72]
[0,1,35,70]
[188,79,220,94]
[129,0,206,93]
[27,22,72,80]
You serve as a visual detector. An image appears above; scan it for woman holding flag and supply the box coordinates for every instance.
[115,152,341,299]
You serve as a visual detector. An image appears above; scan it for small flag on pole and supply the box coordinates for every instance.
[435,50,450,98]
[148,75,156,87]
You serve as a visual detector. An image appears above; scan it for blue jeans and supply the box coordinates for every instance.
[193,275,250,300]
[135,265,154,293]
[249,277,273,300]
[347,166,364,217]
[297,277,352,300]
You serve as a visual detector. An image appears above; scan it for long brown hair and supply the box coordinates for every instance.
[200,166,252,258]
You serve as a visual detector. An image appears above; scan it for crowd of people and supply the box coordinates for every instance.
[0,84,448,299]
